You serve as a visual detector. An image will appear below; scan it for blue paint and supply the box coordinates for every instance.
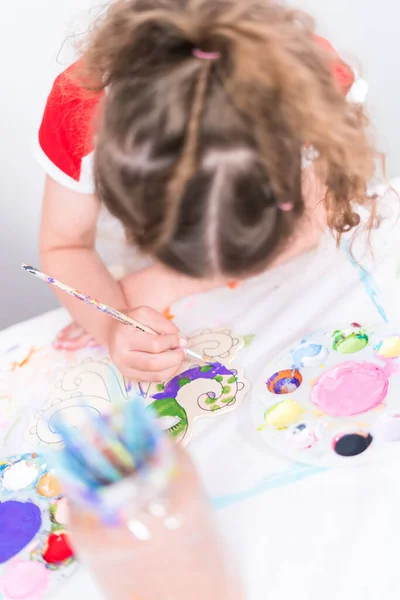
[291,343,323,369]
[342,239,388,323]
[6,344,20,354]
[211,464,326,510]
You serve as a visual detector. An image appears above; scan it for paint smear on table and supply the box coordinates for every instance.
[342,239,388,323]
[11,347,40,371]
[244,335,256,348]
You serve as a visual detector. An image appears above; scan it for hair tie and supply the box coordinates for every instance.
[192,48,221,61]
[278,202,294,212]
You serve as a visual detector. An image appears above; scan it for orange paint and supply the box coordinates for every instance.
[163,307,175,321]
[227,281,239,290]
[11,347,40,371]
[37,473,62,498]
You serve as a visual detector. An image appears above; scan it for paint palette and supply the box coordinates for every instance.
[0,453,77,599]
[251,324,400,467]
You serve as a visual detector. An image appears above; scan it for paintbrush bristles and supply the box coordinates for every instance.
[50,398,163,492]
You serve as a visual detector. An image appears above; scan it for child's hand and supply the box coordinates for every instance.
[53,322,101,351]
[108,306,186,383]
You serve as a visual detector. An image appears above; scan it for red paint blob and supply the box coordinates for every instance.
[42,532,74,564]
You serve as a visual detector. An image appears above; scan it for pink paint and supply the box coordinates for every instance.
[374,352,400,378]
[0,559,49,600]
[311,361,388,417]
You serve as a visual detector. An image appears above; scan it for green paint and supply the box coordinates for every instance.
[178,377,191,388]
[205,396,218,405]
[228,376,238,384]
[147,398,188,441]
[214,375,223,383]
[211,405,221,412]
[200,365,213,373]
[332,331,369,354]
[221,397,234,404]
[222,385,231,394]
[49,503,63,533]
[244,334,255,347]
[156,383,165,392]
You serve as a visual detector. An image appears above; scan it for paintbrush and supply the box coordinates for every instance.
[48,397,174,514]
[21,263,205,363]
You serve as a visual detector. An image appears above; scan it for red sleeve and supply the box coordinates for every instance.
[36,61,103,191]
[314,35,355,96]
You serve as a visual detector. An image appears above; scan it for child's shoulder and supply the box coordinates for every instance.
[35,61,104,193]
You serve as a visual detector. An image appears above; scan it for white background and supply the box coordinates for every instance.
[1,0,399,329]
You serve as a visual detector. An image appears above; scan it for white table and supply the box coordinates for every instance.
[2,183,400,599]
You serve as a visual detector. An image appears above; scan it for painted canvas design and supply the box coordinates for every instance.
[136,329,248,446]
[22,330,247,450]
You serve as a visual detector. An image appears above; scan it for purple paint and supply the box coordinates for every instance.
[153,363,232,401]
[0,501,42,564]
[6,344,20,354]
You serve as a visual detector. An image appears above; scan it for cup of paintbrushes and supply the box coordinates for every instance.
[48,397,243,600]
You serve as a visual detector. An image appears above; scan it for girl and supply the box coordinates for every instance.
[36,0,374,382]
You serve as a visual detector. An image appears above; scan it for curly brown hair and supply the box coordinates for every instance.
[79,0,376,278]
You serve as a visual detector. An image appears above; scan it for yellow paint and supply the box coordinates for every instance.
[309,377,317,388]
[312,410,325,417]
[265,399,302,429]
[378,336,400,358]
[37,473,62,498]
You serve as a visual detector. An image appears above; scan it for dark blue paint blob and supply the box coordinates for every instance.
[334,433,373,457]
